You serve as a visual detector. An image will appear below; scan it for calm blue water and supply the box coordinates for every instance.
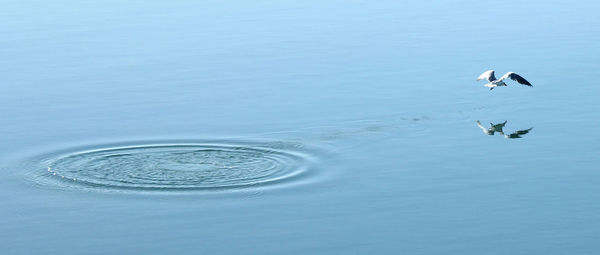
[2,0,600,254]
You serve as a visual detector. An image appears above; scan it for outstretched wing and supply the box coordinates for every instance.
[505,127,533,139]
[477,70,496,82]
[499,72,532,86]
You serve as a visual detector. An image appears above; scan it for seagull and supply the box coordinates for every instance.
[476,120,533,139]
[477,70,532,90]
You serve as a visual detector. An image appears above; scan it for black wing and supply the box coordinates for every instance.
[501,72,532,86]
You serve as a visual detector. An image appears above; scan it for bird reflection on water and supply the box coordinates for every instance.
[476,120,533,139]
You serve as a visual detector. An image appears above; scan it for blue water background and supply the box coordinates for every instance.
[1,0,599,254]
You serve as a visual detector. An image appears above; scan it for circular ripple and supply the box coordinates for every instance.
[32,142,314,193]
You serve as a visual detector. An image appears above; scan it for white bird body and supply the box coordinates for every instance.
[477,70,532,90]
[484,80,507,89]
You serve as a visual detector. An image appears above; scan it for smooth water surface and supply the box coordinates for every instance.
[1,0,599,254]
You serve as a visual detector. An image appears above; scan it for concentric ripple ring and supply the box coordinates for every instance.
[29,141,316,193]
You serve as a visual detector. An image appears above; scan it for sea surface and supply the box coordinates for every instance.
[1,0,599,254]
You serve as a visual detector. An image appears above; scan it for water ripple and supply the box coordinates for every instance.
[27,140,318,193]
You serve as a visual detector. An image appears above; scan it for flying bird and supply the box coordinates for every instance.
[477,70,532,90]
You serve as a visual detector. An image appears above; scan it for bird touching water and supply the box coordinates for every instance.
[477,70,532,90]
